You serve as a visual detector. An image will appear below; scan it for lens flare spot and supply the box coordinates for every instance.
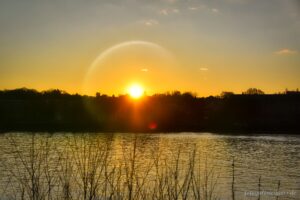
[148,122,157,130]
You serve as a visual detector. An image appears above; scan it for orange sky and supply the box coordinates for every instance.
[0,0,299,96]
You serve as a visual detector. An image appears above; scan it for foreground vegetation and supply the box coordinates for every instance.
[0,134,222,200]
[0,88,299,132]
[0,133,288,200]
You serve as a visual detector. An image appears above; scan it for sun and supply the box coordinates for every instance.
[128,84,144,99]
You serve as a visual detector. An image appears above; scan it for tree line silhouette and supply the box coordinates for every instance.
[0,88,299,133]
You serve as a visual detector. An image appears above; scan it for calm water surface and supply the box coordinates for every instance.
[0,132,299,200]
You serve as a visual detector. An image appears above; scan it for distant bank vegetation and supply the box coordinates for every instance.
[0,88,299,132]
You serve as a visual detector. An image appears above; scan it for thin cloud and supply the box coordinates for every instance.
[188,5,206,11]
[159,8,180,16]
[172,8,180,13]
[274,48,297,55]
[145,19,159,26]
[199,67,209,71]
[188,5,220,15]
[160,9,169,15]
[188,7,200,11]
[139,19,159,26]
[211,8,220,13]
[141,68,149,72]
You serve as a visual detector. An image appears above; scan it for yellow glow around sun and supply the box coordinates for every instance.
[128,84,144,99]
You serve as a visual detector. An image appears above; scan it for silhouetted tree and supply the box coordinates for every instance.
[220,91,235,98]
[242,88,264,95]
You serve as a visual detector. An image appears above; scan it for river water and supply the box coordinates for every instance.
[0,132,299,200]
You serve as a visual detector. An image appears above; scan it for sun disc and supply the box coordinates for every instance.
[128,84,144,99]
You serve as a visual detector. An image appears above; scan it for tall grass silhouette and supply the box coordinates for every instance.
[0,133,288,200]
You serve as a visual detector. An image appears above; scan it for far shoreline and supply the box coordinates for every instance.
[1,128,299,135]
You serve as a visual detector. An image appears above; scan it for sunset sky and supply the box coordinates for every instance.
[0,0,299,96]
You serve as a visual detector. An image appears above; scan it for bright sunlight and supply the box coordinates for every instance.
[128,84,144,99]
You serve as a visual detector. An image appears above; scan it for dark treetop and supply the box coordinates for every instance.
[0,88,299,133]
